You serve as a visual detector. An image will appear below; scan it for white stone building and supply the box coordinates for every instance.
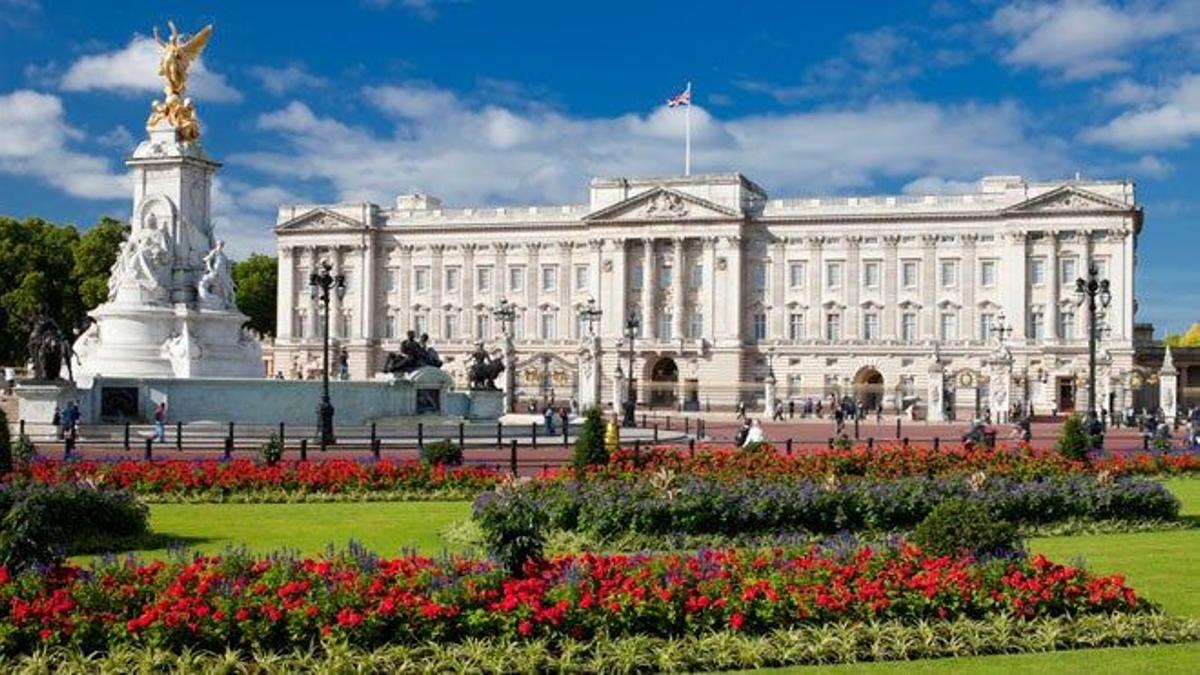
[273,173,1141,418]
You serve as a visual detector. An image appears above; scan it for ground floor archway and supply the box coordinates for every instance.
[648,356,679,408]
[853,366,885,411]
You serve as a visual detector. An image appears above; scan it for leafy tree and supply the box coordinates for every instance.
[72,217,128,310]
[1056,415,1093,462]
[572,407,608,478]
[1164,323,1200,348]
[232,253,278,337]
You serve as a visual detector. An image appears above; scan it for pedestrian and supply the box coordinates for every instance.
[337,349,350,381]
[543,406,556,435]
[570,397,579,415]
[875,406,882,424]
[744,419,765,448]
[834,407,845,434]
[61,400,79,440]
[736,400,746,421]
[52,403,63,440]
[274,370,285,380]
[773,399,784,421]
[559,406,570,434]
[788,400,795,419]
[153,401,167,442]
[733,420,751,447]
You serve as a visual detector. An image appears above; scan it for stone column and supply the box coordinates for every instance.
[771,239,786,339]
[1048,231,1060,344]
[961,234,977,342]
[672,237,685,340]
[1001,230,1028,341]
[525,242,540,339]
[725,235,743,342]
[329,246,344,338]
[845,235,862,339]
[360,239,377,345]
[558,242,572,339]
[430,244,445,339]
[882,235,900,339]
[463,243,476,339]
[399,244,414,332]
[607,239,628,336]
[277,246,295,340]
[920,235,937,338]
[807,236,824,339]
[641,238,656,339]
[703,237,717,339]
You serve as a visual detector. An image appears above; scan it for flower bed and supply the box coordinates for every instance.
[589,444,1200,482]
[478,473,1180,539]
[0,544,1154,654]
[13,459,501,499]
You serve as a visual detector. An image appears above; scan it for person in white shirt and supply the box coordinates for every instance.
[743,419,765,447]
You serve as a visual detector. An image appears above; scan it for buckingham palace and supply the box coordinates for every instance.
[272,172,1141,419]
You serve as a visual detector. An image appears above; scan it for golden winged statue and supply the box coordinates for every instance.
[146,22,213,142]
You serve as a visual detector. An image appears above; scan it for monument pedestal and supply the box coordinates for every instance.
[466,389,505,420]
[15,381,77,436]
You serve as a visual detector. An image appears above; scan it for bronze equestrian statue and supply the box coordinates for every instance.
[466,342,505,390]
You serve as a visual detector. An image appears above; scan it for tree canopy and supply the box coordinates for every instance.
[232,253,278,337]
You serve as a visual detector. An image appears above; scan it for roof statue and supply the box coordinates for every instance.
[146,22,213,142]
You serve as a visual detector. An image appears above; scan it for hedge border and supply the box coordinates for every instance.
[1,613,1194,673]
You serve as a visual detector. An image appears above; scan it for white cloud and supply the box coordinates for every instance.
[364,0,458,21]
[249,63,328,96]
[991,0,1194,81]
[60,35,241,102]
[1083,74,1200,149]
[232,84,1064,214]
[1101,79,1158,106]
[0,89,127,200]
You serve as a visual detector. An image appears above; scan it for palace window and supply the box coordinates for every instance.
[443,313,458,340]
[824,313,842,341]
[631,265,644,290]
[295,313,306,339]
[901,260,918,288]
[939,312,958,341]
[753,312,767,340]
[475,313,491,339]
[753,262,767,291]
[1058,310,1076,340]
[979,312,995,341]
[1093,258,1108,278]
[863,313,880,340]
[788,261,806,289]
[414,267,429,293]
[476,266,493,294]
[540,265,557,293]
[445,266,460,293]
[689,313,704,338]
[384,315,396,339]
[1029,310,1045,340]
[659,264,674,289]
[574,264,589,291]
[980,260,997,287]
[339,312,352,339]
[863,260,881,289]
[939,260,958,288]
[901,312,917,343]
[690,262,703,288]
[788,312,805,340]
[539,311,556,339]
[1030,259,1046,286]
[385,268,397,293]
[659,313,674,339]
[826,262,843,290]
[508,266,524,293]
[413,313,428,336]
[1061,258,1077,286]
[574,313,588,339]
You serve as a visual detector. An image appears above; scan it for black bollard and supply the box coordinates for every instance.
[18,419,25,437]
[934,437,940,451]
[867,437,874,450]
[531,422,538,448]
[688,437,695,458]
[299,438,308,462]
[228,421,235,444]
[827,437,834,450]
[653,424,659,443]
[176,421,183,451]
[372,438,381,460]
[223,436,232,460]
[459,422,466,450]
[666,416,671,431]
[786,438,793,455]
[123,422,130,451]
[854,417,860,440]
[496,421,503,449]
[896,418,901,439]
[633,439,641,462]
[563,420,569,447]
[370,422,377,448]
[641,413,647,428]
[685,417,690,434]
[418,422,424,451]
[144,437,153,461]
[902,437,909,449]
[509,439,518,476]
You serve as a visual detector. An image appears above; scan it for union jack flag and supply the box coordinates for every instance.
[667,85,691,107]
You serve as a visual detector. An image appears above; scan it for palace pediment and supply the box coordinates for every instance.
[1003,186,1131,214]
[275,208,369,233]
[583,186,743,222]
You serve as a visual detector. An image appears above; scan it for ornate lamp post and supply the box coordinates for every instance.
[578,297,603,336]
[309,260,345,447]
[1075,263,1112,434]
[622,312,640,427]
[492,297,517,411]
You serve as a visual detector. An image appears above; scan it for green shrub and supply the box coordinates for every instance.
[911,497,1022,558]
[832,434,853,451]
[12,433,36,467]
[1057,415,1093,461]
[0,483,149,570]
[421,439,463,467]
[572,407,608,477]
[472,481,547,576]
[258,433,284,466]
[0,408,12,475]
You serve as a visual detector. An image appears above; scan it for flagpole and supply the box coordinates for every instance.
[684,81,692,176]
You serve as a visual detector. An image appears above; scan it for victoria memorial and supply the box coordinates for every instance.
[273,172,1141,420]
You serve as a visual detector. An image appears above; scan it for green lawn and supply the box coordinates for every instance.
[122,501,472,559]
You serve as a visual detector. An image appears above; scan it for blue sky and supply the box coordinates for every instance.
[1,0,1198,333]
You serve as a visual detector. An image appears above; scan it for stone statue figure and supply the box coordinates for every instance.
[419,333,443,368]
[467,341,505,390]
[383,330,449,374]
[26,315,73,382]
[146,22,213,141]
[198,239,235,309]
[106,234,135,301]
[108,223,170,301]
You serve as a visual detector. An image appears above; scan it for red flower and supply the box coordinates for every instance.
[729,612,746,630]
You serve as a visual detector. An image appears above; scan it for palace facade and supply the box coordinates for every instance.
[273,173,1142,418]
